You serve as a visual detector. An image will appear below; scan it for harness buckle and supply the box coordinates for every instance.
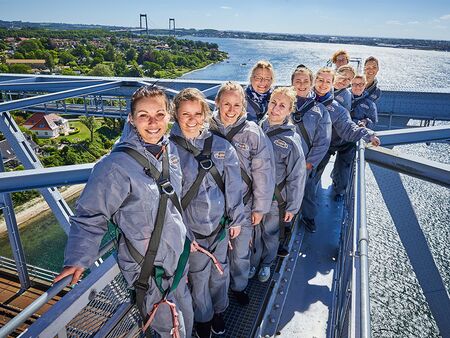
[159,179,175,196]
[293,114,302,123]
[199,158,213,170]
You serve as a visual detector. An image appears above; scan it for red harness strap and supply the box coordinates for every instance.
[193,242,224,275]
[141,298,181,338]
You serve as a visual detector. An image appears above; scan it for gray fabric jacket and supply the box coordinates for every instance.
[170,122,245,236]
[351,95,378,129]
[261,118,306,214]
[212,112,275,216]
[334,88,352,112]
[366,80,381,102]
[292,94,332,168]
[324,99,375,148]
[64,122,187,288]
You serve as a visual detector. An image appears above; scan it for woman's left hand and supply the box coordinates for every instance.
[284,212,294,222]
[229,226,241,239]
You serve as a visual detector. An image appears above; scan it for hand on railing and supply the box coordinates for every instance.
[368,135,381,147]
[53,266,85,286]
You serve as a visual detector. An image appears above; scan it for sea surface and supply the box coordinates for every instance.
[1,37,449,337]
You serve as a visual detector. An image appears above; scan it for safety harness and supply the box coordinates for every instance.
[170,134,228,273]
[265,128,290,241]
[292,100,315,156]
[213,121,253,205]
[112,147,189,338]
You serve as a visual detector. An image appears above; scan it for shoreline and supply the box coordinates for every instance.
[0,184,85,235]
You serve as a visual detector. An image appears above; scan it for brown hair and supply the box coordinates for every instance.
[271,86,297,113]
[337,65,356,77]
[130,86,169,116]
[172,88,212,124]
[364,56,379,67]
[291,65,313,84]
[315,67,335,81]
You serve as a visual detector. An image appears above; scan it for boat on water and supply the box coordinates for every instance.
[0,73,449,338]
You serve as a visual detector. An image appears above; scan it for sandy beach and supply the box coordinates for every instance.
[0,184,85,234]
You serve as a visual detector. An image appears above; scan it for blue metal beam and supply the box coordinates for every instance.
[365,146,450,188]
[0,81,122,113]
[376,125,450,146]
[0,80,110,92]
[0,155,30,290]
[0,164,93,194]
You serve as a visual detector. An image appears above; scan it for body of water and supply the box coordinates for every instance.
[1,37,449,337]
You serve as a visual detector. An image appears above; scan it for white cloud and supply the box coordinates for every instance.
[386,20,402,25]
[407,21,419,25]
[439,14,450,20]
[220,6,232,10]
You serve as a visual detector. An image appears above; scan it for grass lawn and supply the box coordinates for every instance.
[66,121,91,142]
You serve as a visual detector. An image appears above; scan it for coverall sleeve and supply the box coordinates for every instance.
[307,108,332,168]
[64,159,130,269]
[285,140,307,214]
[333,107,375,143]
[224,145,246,228]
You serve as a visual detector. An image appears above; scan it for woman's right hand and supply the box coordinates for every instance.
[190,240,199,253]
[53,266,85,286]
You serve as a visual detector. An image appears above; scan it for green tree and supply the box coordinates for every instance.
[125,48,137,62]
[113,58,127,76]
[17,39,43,54]
[59,50,77,65]
[87,64,114,77]
[143,61,161,77]
[123,61,143,77]
[79,116,99,142]
[8,64,32,74]
[104,43,115,62]
[0,64,8,73]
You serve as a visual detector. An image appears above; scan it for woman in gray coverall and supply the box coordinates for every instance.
[54,86,193,338]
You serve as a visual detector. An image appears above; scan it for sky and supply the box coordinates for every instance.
[1,0,449,41]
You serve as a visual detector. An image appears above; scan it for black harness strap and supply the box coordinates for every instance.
[365,79,378,98]
[170,135,225,210]
[266,127,286,138]
[273,180,288,241]
[246,94,266,121]
[222,122,254,205]
[292,100,315,153]
[112,147,180,330]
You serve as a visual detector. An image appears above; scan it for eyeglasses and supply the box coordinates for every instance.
[336,56,348,62]
[352,82,365,88]
[253,76,272,83]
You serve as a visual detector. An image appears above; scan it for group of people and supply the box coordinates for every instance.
[54,50,382,338]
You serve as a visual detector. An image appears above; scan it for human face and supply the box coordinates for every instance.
[176,100,206,139]
[314,72,334,97]
[351,78,366,96]
[267,93,292,125]
[292,73,312,98]
[129,96,169,144]
[334,70,354,89]
[251,68,273,94]
[216,90,244,127]
[364,61,379,82]
[335,54,348,69]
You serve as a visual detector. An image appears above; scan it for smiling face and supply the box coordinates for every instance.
[314,72,334,97]
[351,77,367,96]
[129,96,169,144]
[292,72,312,98]
[216,89,245,127]
[250,67,273,94]
[267,92,292,125]
[176,99,206,139]
[334,69,354,89]
[364,60,379,83]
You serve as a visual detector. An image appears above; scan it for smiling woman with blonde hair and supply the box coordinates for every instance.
[245,60,275,122]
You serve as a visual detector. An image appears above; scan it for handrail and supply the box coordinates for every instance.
[0,275,72,337]
[357,141,371,338]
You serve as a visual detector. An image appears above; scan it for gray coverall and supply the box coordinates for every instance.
[252,118,306,268]
[332,94,378,195]
[292,94,332,221]
[212,112,275,292]
[64,123,193,338]
[170,123,245,323]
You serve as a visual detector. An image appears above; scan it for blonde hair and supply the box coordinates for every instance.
[215,81,247,114]
[130,86,169,116]
[291,65,313,84]
[337,65,356,77]
[315,67,335,82]
[353,74,367,83]
[249,60,275,83]
[331,50,349,64]
[172,88,212,124]
[271,86,297,113]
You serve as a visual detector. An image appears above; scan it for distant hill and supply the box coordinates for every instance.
[1,20,448,52]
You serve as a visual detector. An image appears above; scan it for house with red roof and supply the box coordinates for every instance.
[23,113,70,138]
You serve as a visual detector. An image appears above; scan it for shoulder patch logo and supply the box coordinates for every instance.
[235,142,250,151]
[169,155,179,166]
[361,103,369,109]
[336,96,343,102]
[274,139,288,149]
[312,105,321,114]
[327,105,335,112]
[214,151,226,159]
